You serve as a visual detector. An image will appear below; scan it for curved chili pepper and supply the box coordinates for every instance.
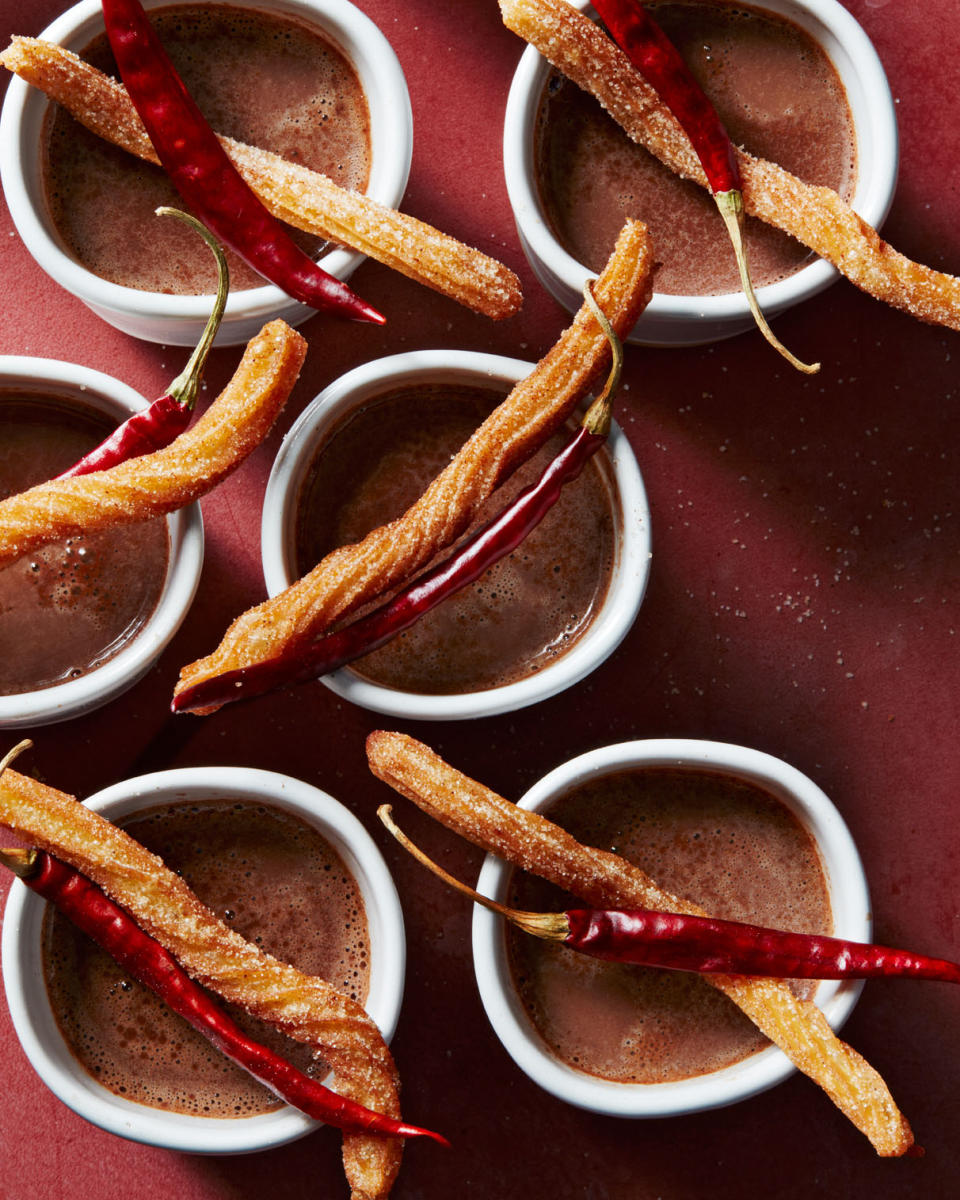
[171,282,621,714]
[100,0,383,325]
[0,846,447,1145]
[591,0,818,374]
[378,804,960,985]
[57,208,228,478]
[172,410,609,713]
[55,393,190,477]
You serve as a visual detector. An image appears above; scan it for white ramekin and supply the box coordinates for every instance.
[0,355,203,728]
[2,766,406,1153]
[472,739,870,1116]
[0,0,413,346]
[504,0,899,346]
[261,349,652,721]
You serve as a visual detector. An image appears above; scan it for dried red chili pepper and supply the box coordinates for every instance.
[378,805,960,984]
[591,0,818,374]
[0,844,447,1144]
[171,409,611,712]
[57,208,227,479]
[171,281,621,715]
[100,0,383,325]
[551,908,960,981]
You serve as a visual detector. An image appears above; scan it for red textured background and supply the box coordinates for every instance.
[1,1,958,1197]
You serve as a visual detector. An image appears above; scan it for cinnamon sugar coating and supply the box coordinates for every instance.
[174,220,654,711]
[500,0,960,330]
[0,763,404,1200]
[366,731,915,1158]
[0,320,305,565]
[1,37,522,320]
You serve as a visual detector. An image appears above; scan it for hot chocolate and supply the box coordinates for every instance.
[0,392,169,696]
[535,0,856,295]
[42,3,371,294]
[294,383,619,694]
[43,799,370,1117]
[507,768,832,1083]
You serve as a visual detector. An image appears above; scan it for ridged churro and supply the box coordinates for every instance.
[174,219,654,711]
[0,319,305,566]
[366,731,915,1159]
[0,759,403,1200]
[1,36,522,320]
[501,0,960,331]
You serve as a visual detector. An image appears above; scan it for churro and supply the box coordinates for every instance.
[174,219,654,711]
[1,37,522,320]
[366,730,915,1158]
[0,757,403,1200]
[0,320,305,565]
[501,0,960,331]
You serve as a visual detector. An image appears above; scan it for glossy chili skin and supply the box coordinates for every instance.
[172,420,609,714]
[17,850,446,1143]
[589,0,818,376]
[590,0,740,195]
[55,208,225,477]
[55,393,192,478]
[100,0,383,324]
[564,907,960,982]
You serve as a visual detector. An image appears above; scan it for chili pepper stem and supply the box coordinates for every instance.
[171,281,624,716]
[580,279,622,436]
[0,742,38,876]
[156,207,229,410]
[376,806,569,941]
[0,847,38,877]
[715,190,820,375]
[0,738,32,778]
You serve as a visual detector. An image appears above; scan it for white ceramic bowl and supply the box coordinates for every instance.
[472,739,870,1116]
[0,355,203,728]
[2,766,406,1153]
[0,0,413,346]
[261,349,652,720]
[503,0,899,346]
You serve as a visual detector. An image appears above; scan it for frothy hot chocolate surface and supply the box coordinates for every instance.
[0,392,169,696]
[42,3,371,294]
[507,768,832,1083]
[536,0,856,296]
[43,800,370,1117]
[295,383,618,694]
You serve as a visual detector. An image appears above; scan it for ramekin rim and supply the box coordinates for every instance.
[0,354,203,728]
[471,738,869,1117]
[2,764,405,1152]
[502,0,899,322]
[260,348,652,721]
[0,0,413,328]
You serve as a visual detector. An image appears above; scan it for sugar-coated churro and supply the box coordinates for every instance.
[1,36,522,320]
[0,320,305,565]
[501,0,960,331]
[366,731,915,1158]
[174,220,654,712]
[0,755,404,1200]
